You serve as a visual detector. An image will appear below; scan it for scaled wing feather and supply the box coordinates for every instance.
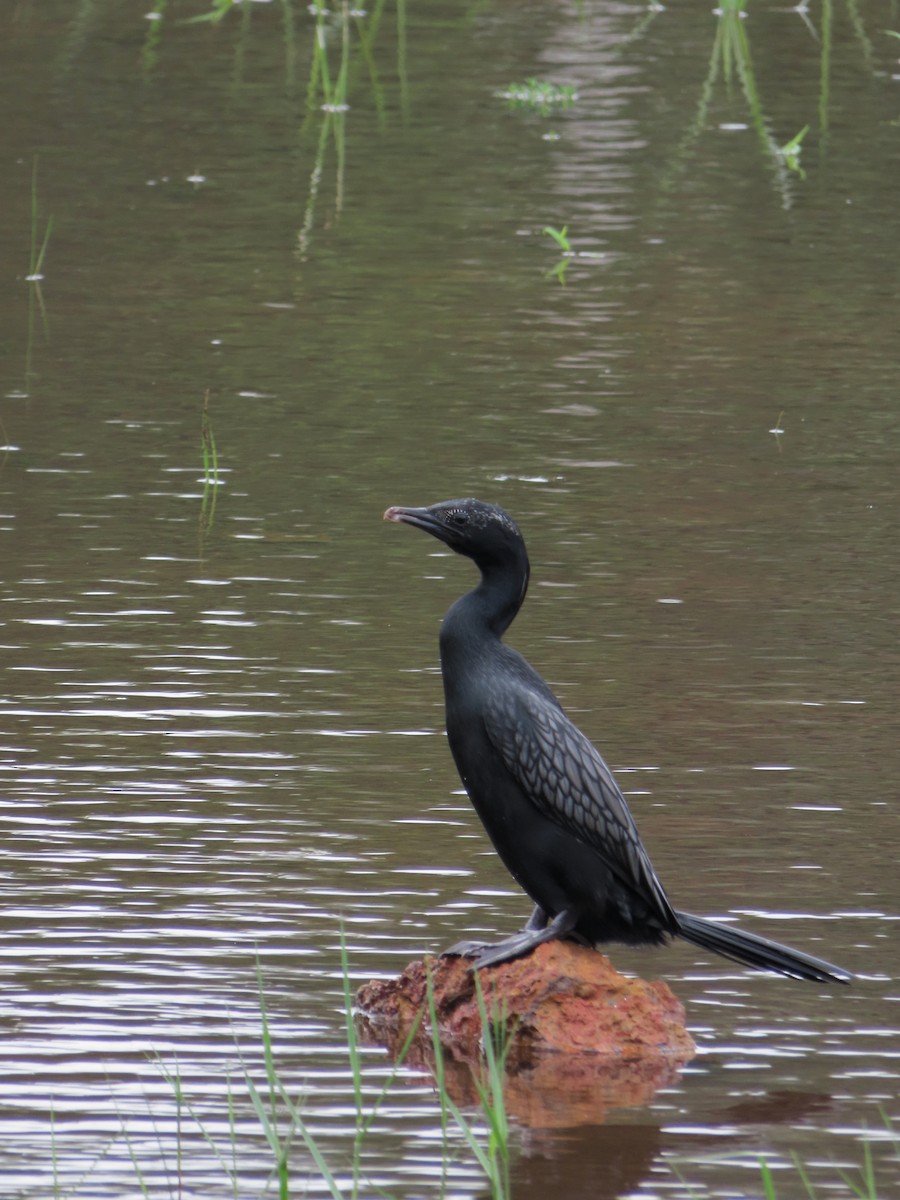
[483,685,675,925]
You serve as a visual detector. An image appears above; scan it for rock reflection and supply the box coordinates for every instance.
[360,1024,688,1130]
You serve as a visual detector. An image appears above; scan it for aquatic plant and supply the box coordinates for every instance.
[657,0,805,210]
[142,947,425,1199]
[498,78,577,116]
[780,123,810,177]
[137,1,407,256]
[542,224,571,253]
[27,157,53,282]
[424,963,512,1200]
[192,943,508,1199]
[543,224,572,284]
[22,157,53,394]
[37,934,894,1199]
[200,390,219,537]
[185,0,236,24]
[141,0,167,72]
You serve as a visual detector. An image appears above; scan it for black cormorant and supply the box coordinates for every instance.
[385,498,850,984]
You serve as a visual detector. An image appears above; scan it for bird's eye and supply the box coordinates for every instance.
[448,510,468,527]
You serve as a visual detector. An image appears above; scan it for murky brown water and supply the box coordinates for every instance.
[1,2,897,1197]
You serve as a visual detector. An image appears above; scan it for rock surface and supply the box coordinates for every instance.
[358,940,694,1060]
[357,941,695,1124]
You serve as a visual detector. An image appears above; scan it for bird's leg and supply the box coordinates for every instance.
[441,905,549,961]
[443,908,581,970]
[524,904,548,932]
[471,908,580,969]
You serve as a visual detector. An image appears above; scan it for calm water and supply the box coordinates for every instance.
[0,2,898,1197]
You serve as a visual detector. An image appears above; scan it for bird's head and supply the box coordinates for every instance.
[384,498,526,573]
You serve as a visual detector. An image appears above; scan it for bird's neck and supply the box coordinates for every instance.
[442,556,529,649]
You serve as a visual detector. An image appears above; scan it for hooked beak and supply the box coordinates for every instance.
[384,505,448,540]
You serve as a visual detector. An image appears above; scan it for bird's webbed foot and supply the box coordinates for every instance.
[441,905,547,961]
[441,908,581,970]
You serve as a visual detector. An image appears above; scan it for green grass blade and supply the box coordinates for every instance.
[359,1006,424,1138]
[34,215,54,277]
[244,1071,282,1158]
[227,1070,239,1199]
[340,923,365,1198]
[275,1085,344,1200]
[184,0,235,25]
[542,224,570,251]
[155,1055,239,1186]
[340,926,364,1123]
[791,1152,818,1200]
[424,962,451,1163]
[836,1134,878,1200]
[424,964,495,1179]
[29,157,53,279]
[472,974,510,1198]
[334,1,351,109]
[758,1156,779,1200]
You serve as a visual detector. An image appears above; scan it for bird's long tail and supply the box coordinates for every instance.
[674,910,851,985]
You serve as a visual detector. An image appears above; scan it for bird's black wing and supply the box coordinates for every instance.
[482,681,676,926]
